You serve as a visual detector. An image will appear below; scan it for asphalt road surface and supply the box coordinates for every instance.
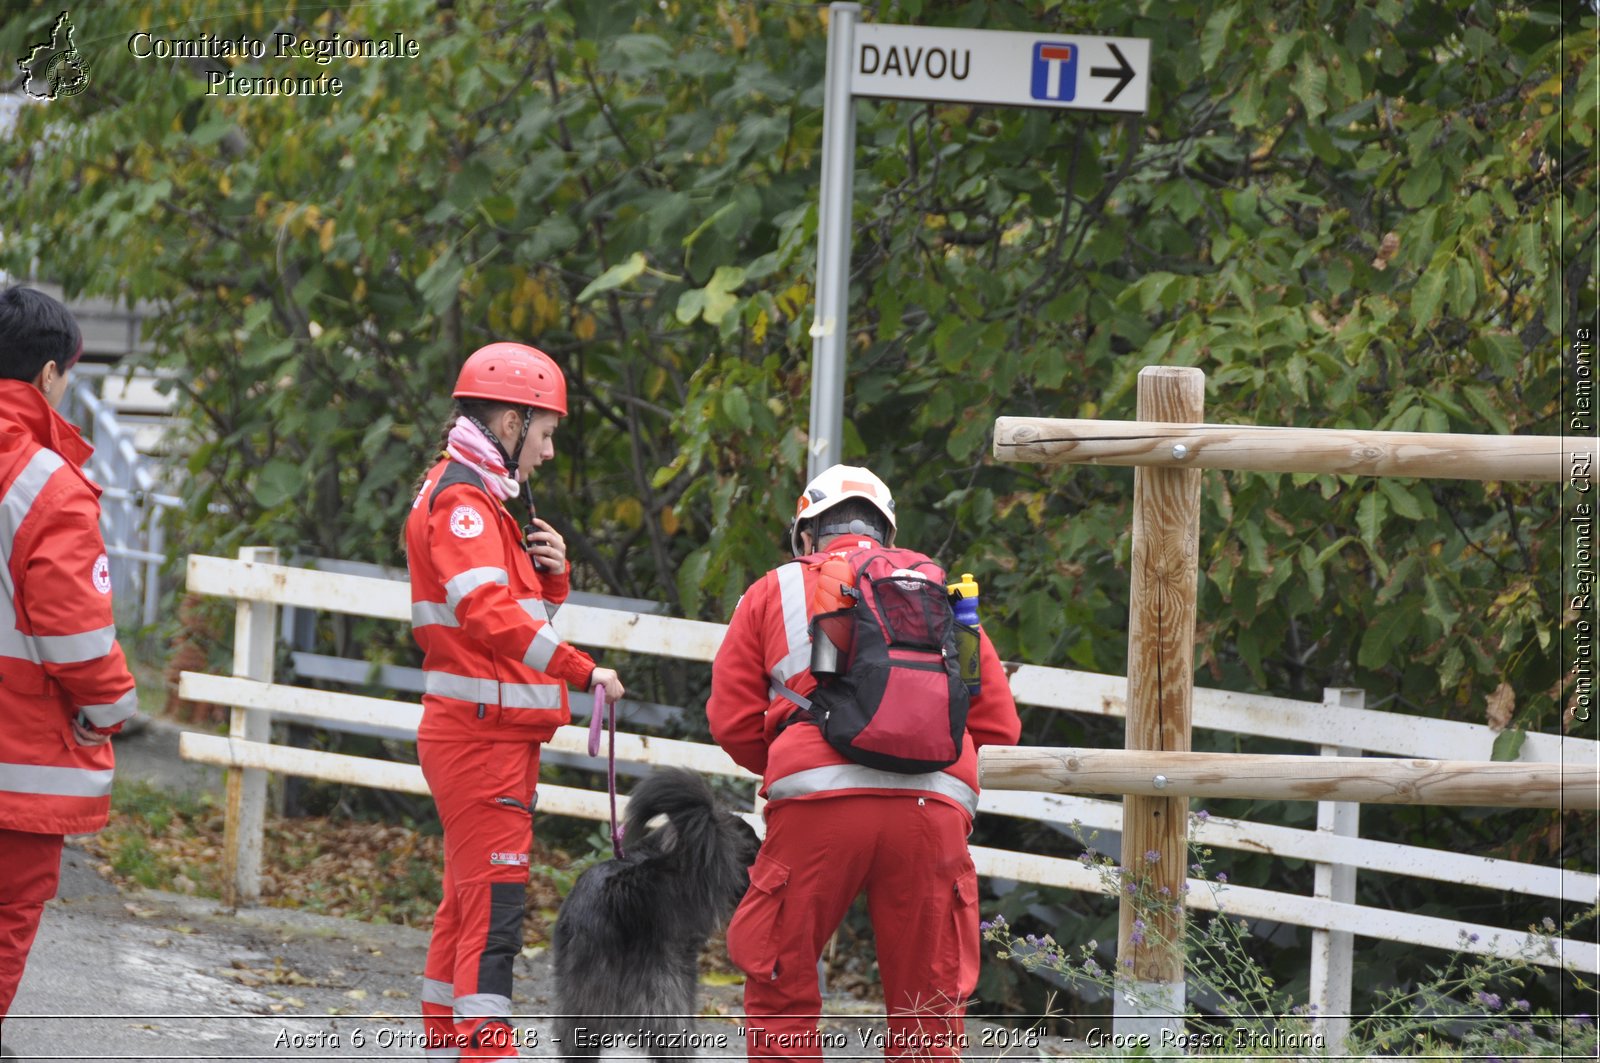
[2,720,1061,1062]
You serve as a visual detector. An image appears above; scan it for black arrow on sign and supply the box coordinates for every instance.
[1090,42,1135,103]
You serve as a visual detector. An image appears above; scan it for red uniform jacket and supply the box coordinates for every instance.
[404,458,596,743]
[0,380,138,835]
[708,536,1021,819]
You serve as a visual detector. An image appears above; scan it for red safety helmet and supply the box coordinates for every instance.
[453,342,568,416]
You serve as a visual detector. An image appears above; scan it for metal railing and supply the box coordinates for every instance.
[61,367,181,628]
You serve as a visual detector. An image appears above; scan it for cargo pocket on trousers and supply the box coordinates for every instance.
[726,850,790,980]
[948,862,981,1000]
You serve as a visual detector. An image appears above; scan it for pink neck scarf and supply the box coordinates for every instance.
[445,417,520,501]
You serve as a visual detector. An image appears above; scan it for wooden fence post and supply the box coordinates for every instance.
[1312,687,1364,1051]
[221,545,277,907]
[1116,367,1205,1040]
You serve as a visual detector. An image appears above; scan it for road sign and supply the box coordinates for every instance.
[851,22,1150,114]
[807,6,1154,477]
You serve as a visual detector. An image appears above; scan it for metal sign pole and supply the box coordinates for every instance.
[807,2,860,479]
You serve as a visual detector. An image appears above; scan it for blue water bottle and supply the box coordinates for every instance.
[947,572,981,696]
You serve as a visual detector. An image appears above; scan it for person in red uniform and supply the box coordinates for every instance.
[709,464,1021,1062]
[0,287,140,1051]
[403,343,624,1061]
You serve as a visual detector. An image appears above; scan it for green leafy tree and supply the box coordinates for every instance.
[3,0,1592,1014]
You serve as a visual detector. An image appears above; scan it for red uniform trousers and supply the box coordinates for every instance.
[0,829,64,1021]
[727,794,980,1063]
[418,739,542,1060]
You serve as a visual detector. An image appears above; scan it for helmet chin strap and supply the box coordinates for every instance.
[511,406,534,480]
[466,409,534,480]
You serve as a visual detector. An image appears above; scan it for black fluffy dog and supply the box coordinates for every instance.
[552,767,761,1062]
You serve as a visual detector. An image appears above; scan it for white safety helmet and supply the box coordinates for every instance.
[789,464,897,555]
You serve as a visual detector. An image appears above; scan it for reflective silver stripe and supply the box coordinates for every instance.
[766,764,979,817]
[770,562,811,684]
[0,449,66,666]
[454,992,511,1020]
[424,671,498,703]
[501,683,563,710]
[36,624,116,665]
[517,597,549,623]
[421,977,455,1007]
[522,624,563,672]
[444,566,508,610]
[0,761,115,799]
[79,687,139,727]
[411,601,459,629]
[423,672,564,711]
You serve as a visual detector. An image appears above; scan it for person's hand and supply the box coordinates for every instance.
[524,518,567,573]
[71,715,111,746]
[589,667,625,705]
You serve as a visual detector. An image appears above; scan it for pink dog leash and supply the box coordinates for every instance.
[585,685,624,859]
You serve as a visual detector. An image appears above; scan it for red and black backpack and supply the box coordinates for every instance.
[779,546,971,774]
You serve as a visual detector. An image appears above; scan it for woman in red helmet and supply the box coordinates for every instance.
[403,343,624,1060]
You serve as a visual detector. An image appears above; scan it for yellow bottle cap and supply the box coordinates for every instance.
[947,572,979,597]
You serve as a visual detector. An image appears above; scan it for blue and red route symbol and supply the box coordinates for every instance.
[1030,41,1078,102]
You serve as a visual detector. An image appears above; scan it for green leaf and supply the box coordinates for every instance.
[675,287,706,325]
[1200,5,1238,72]
[676,546,711,616]
[1411,267,1446,327]
[1398,160,1441,209]
[1377,478,1424,520]
[721,388,752,431]
[1357,603,1415,670]
[701,265,746,325]
[1357,490,1387,544]
[1293,61,1328,121]
[577,252,648,303]
[252,459,301,510]
[416,252,464,313]
[1490,729,1526,762]
[1460,386,1510,435]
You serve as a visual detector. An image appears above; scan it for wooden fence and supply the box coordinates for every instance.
[179,549,1599,1040]
[991,364,1597,1045]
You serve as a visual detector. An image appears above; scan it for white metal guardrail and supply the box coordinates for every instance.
[61,367,181,627]
[178,549,1600,1024]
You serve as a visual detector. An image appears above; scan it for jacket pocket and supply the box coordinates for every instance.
[726,850,789,980]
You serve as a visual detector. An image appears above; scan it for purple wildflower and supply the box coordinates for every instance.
[1144,849,1161,864]
[1216,872,1228,884]
[1196,809,1210,822]
[1130,919,1146,946]
[1468,933,1480,944]
[1513,999,1529,1012]
[1159,886,1172,897]
[1476,991,1503,1011]
[1191,863,1204,876]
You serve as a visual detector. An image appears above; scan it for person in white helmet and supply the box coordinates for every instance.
[708,464,1021,1062]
